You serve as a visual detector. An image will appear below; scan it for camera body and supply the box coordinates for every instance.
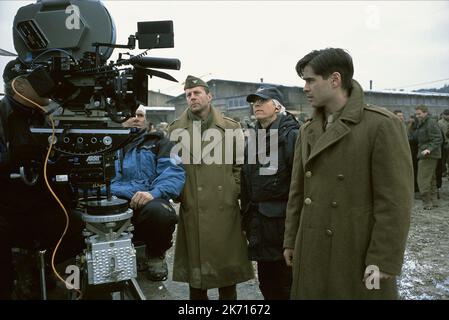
[12,0,180,189]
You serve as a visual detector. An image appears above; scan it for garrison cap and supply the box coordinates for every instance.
[184,75,209,90]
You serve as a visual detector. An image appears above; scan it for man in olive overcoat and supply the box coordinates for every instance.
[283,48,413,299]
[168,75,253,300]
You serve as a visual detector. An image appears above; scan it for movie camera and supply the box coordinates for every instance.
[4,0,181,299]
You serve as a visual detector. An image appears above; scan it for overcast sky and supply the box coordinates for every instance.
[1,0,448,97]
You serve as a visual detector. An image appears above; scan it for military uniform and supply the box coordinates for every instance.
[416,114,443,207]
[168,76,253,298]
[284,80,413,299]
[438,113,449,175]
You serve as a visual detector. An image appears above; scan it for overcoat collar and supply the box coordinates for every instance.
[173,105,229,164]
[305,80,365,163]
[175,105,227,131]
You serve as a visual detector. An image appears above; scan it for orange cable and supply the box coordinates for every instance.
[11,78,82,299]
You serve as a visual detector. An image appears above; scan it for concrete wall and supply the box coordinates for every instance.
[364,91,449,119]
[145,90,176,124]
[147,90,174,107]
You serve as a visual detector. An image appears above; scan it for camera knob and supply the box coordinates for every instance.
[10,173,21,180]
[103,136,112,146]
[48,135,57,145]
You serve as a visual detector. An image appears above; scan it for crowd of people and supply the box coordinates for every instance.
[393,108,449,210]
[1,47,445,300]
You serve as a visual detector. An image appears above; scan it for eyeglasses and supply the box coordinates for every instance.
[250,98,270,107]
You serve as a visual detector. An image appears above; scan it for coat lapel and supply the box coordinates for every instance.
[305,79,365,164]
[170,109,199,163]
[172,107,226,164]
[203,107,225,151]
[307,120,350,163]
[305,118,323,151]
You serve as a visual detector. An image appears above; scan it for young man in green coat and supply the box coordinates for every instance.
[414,105,443,209]
[283,48,413,299]
[168,75,253,300]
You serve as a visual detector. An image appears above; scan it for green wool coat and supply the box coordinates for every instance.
[168,106,254,289]
[416,116,443,159]
[283,80,413,299]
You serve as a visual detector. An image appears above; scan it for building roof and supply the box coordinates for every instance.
[140,106,175,111]
[166,78,449,103]
[167,78,300,103]
[365,89,449,97]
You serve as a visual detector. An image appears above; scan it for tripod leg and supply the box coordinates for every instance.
[38,250,47,300]
[111,291,123,300]
[128,278,146,300]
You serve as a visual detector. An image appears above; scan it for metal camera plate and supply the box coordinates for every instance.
[86,238,137,285]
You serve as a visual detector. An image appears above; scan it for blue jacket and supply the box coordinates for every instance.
[108,130,185,201]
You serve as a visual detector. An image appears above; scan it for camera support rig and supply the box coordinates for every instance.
[8,0,181,299]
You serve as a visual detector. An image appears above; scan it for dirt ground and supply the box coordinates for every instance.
[26,180,449,300]
[146,181,449,300]
[139,180,449,300]
[398,181,449,300]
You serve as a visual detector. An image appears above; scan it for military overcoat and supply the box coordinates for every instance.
[168,106,254,289]
[284,80,413,299]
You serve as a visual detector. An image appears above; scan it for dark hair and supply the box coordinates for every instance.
[393,110,403,115]
[295,48,354,92]
[415,105,428,113]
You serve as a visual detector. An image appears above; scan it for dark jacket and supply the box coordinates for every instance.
[416,115,443,160]
[0,95,71,215]
[107,130,185,200]
[241,112,299,261]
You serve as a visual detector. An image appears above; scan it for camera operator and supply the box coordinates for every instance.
[0,58,84,299]
[109,105,185,281]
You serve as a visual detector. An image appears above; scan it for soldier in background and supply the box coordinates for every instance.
[408,114,421,197]
[415,105,443,209]
[393,110,407,130]
[438,109,449,177]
